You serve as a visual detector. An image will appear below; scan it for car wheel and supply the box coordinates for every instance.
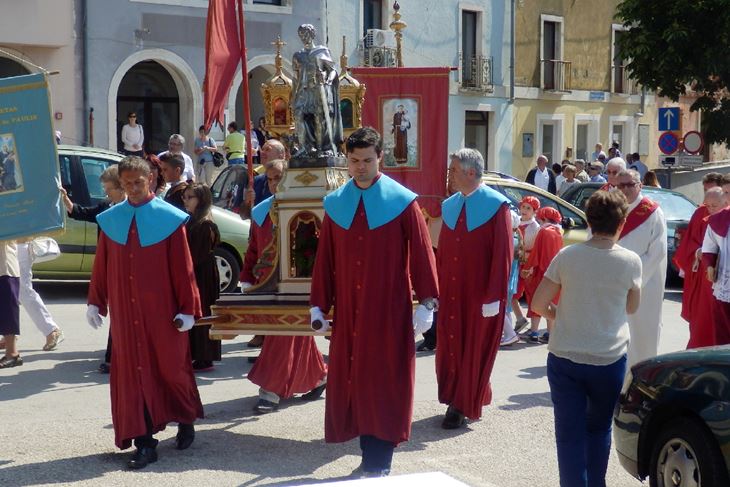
[214,247,240,294]
[649,417,728,487]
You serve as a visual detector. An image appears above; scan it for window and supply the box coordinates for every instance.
[611,123,624,149]
[80,157,114,204]
[576,124,588,161]
[464,111,489,169]
[491,183,586,228]
[543,21,557,89]
[363,0,383,35]
[461,11,478,84]
[537,114,564,166]
[540,15,566,90]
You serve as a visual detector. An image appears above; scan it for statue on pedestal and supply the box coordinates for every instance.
[291,24,343,163]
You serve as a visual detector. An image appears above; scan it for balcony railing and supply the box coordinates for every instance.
[612,64,639,95]
[459,53,494,92]
[541,59,572,92]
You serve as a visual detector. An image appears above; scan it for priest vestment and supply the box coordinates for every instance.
[242,196,327,399]
[310,174,439,445]
[435,185,512,419]
[702,208,730,345]
[88,195,203,449]
[618,195,667,366]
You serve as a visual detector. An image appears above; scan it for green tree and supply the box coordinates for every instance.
[616,0,730,145]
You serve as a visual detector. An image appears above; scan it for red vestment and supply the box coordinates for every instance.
[674,205,709,322]
[243,213,327,398]
[88,222,203,449]
[524,225,563,317]
[310,201,438,445]
[435,205,512,419]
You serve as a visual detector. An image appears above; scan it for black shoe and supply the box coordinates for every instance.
[0,354,23,369]
[175,423,195,450]
[192,360,214,372]
[301,382,326,401]
[253,398,279,414]
[416,340,436,352]
[98,362,110,374]
[247,335,264,348]
[127,446,158,469]
[441,406,466,429]
[247,356,258,364]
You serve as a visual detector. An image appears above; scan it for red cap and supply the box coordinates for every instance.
[537,207,562,224]
[520,196,540,211]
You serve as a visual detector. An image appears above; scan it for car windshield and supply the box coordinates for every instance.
[487,182,586,227]
[643,189,697,221]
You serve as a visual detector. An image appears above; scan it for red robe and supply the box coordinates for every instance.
[310,201,438,445]
[243,214,327,398]
[435,205,513,419]
[674,205,709,322]
[88,222,203,449]
[524,225,563,318]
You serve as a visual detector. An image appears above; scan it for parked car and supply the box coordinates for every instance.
[210,164,266,217]
[561,182,698,280]
[32,145,250,293]
[614,347,730,486]
[483,175,590,246]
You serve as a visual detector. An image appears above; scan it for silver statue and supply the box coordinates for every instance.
[292,24,343,159]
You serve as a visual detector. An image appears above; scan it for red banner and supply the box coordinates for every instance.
[351,67,450,218]
[203,0,240,130]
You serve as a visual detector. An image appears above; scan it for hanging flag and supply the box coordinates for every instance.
[203,0,240,130]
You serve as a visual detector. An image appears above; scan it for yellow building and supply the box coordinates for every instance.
[511,0,657,178]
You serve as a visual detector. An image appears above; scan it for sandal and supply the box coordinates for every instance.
[43,329,64,351]
[0,354,23,369]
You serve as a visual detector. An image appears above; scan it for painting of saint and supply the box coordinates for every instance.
[0,134,23,194]
[381,98,418,168]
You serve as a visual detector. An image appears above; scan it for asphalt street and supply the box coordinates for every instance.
[0,281,688,487]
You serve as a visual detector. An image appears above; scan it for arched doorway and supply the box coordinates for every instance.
[0,57,31,78]
[234,65,275,132]
[116,61,179,154]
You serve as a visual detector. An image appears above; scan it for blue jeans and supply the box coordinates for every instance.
[547,353,626,487]
[227,157,245,165]
[359,435,395,472]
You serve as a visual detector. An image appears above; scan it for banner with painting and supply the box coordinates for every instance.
[351,67,449,218]
[0,73,63,241]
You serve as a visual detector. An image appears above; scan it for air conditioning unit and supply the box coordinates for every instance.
[365,29,396,49]
[364,47,395,67]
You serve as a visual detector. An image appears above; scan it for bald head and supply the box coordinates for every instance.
[261,139,287,164]
[705,186,727,215]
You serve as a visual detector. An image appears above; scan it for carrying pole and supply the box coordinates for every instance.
[237,0,255,198]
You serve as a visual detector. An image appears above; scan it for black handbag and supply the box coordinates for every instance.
[212,151,225,167]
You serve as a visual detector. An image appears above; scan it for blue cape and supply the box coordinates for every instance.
[96,197,189,247]
[323,174,417,230]
[442,184,509,232]
[252,195,274,227]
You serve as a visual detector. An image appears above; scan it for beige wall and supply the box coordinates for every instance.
[0,0,74,47]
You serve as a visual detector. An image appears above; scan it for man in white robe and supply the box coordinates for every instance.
[616,169,667,366]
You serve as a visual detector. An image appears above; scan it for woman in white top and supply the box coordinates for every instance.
[533,190,642,487]
[120,112,144,156]
[0,241,22,368]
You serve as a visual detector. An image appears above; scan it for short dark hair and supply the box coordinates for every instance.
[228,121,238,131]
[552,162,562,174]
[160,153,185,174]
[586,190,629,236]
[346,126,382,155]
[127,112,136,118]
[723,174,730,186]
[703,172,725,186]
[199,125,206,132]
[118,156,150,177]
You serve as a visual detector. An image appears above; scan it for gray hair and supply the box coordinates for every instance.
[617,169,641,183]
[574,158,585,167]
[606,157,626,171]
[705,186,724,202]
[100,165,120,187]
[450,148,484,179]
[118,156,151,177]
[169,133,185,146]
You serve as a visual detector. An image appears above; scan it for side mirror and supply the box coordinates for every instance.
[562,217,575,229]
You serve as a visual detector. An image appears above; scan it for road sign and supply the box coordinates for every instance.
[658,107,680,131]
[683,131,704,154]
[660,155,677,167]
[680,154,703,166]
[658,131,679,155]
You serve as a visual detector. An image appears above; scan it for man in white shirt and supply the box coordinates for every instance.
[629,152,648,180]
[616,169,667,366]
[158,134,195,182]
[525,155,556,194]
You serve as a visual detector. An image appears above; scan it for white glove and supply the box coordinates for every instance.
[310,306,331,334]
[482,301,500,318]
[86,305,103,329]
[413,304,434,336]
[241,282,253,294]
[174,313,195,332]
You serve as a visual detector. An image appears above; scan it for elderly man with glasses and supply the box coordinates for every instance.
[615,169,667,366]
[600,157,626,191]
[158,134,195,183]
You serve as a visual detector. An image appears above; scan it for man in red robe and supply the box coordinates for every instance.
[436,148,513,429]
[240,163,328,414]
[702,174,730,345]
[310,127,439,478]
[87,156,203,469]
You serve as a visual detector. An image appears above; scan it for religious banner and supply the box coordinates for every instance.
[351,67,449,218]
[0,73,63,241]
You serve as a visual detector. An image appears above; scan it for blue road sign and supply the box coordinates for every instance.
[658,107,680,131]
[659,131,679,155]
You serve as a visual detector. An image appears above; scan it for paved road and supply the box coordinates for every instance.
[0,282,688,486]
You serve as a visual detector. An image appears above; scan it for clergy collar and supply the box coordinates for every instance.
[323,173,417,230]
[442,184,509,231]
[252,195,275,227]
[96,197,189,247]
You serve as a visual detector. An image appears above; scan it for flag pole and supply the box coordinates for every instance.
[237,0,255,199]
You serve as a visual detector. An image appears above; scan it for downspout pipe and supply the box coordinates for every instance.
[81,0,89,145]
[509,0,515,102]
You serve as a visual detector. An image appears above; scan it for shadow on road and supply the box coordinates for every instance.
[498,391,552,411]
[517,366,547,380]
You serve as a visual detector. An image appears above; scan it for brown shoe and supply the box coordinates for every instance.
[43,329,64,351]
[0,354,23,369]
[247,335,264,348]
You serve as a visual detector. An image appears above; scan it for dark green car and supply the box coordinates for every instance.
[32,145,250,292]
[614,347,730,486]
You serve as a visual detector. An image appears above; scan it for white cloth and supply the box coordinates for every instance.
[502,312,517,341]
[241,282,253,293]
[17,243,59,337]
[158,150,195,182]
[310,306,330,333]
[413,304,434,336]
[534,167,550,192]
[618,195,668,366]
[0,241,19,277]
[121,124,144,152]
[520,218,540,251]
[702,225,730,302]
[86,305,103,329]
[482,301,500,317]
[174,313,195,332]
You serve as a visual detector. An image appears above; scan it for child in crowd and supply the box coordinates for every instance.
[512,196,541,333]
[521,206,564,343]
[558,164,578,196]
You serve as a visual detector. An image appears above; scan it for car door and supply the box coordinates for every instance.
[78,156,116,272]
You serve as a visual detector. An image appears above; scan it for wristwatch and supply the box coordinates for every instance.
[421,298,438,311]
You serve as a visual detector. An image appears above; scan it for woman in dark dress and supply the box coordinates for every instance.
[182,183,222,371]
